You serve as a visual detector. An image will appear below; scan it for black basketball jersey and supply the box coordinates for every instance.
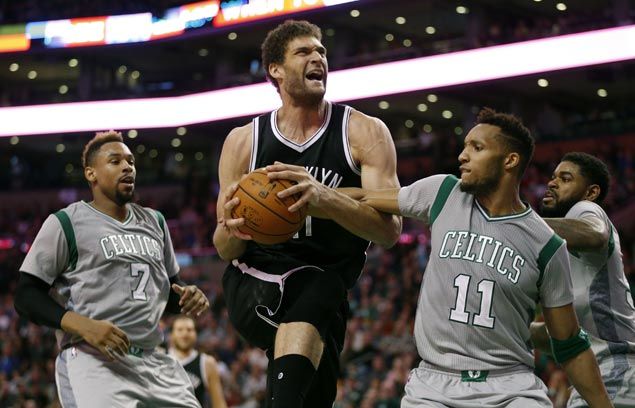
[174,350,207,407]
[239,102,369,288]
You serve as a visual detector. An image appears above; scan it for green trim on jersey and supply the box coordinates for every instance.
[475,200,533,222]
[537,234,564,288]
[430,175,459,225]
[81,200,133,225]
[53,210,78,271]
[154,210,166,237]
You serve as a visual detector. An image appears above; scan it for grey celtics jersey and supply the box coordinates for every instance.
[398,174,574,371]
[20,201,179,349]
[565,201,635,362]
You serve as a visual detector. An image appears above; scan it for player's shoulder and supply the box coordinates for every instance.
[526,210,566,249]
[348,107,388,133]
[566,200,606,219]
[221,122,253,163]
[51,201,86,220]
[226,121,253,143]
[405,174,459,191]
[346,107,394,158]
[129,202,162,218]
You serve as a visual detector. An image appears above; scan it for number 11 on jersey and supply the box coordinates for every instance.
[449,273,496,329]
[293,215,313,238]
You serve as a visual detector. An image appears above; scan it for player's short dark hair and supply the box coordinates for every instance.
[82,130,124,168]
[261,20,322,90]
[562,152,611,204]
[172,315,195,330]
[476,107,534,177]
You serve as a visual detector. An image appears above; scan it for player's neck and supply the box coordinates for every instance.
[475,184,526,218]
[172,347,194,359]
[276,100,328,143]
[89,195,129,222]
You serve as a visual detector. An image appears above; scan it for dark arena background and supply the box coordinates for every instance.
[1,1,634,407]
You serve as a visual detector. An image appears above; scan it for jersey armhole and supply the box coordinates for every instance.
[53,210,78,271]
[429,175,459,225]
[200,353,209,388]
[154,210,166,239]
[248,117,260,172]
[608,224,615,257]
[537,233,565,288]
[342,106,361,175]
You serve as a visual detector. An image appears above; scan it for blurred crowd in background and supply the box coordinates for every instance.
[1,133,633,407]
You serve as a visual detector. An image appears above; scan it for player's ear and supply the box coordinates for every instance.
[584,184,601,202]
[269,63,283,82]
[504,152,520,171]
[84,166,96,183]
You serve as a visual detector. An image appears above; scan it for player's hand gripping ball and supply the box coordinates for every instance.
[230,169,307,245]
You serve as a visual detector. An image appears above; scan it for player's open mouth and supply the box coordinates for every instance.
[119,176,135,186]
[305,71,324,84]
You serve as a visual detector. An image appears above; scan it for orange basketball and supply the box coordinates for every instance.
[230,169,307,245]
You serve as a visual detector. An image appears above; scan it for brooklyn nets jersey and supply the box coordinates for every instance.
[170,349,207,406]
[565,201,635,363]
[398,175,574,370]
[239,101,369,288]
[20,201,179,349]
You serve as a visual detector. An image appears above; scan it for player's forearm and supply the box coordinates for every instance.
[212,225,247,261]
[562,349,613,408]
[543,218,606,250]
[529,322,551,353]
[14,272,66,329]
[318,190,402,248]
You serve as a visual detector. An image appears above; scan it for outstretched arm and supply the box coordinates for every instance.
[543,304,613,408]
[543,216,608,251]
[337,187,402,216]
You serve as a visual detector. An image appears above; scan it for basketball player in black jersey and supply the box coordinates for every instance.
[213,20,401,408]
[169,316,227,408]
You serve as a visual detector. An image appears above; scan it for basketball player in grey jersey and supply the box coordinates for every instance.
[343,109,612,407]
[14,131,208,407]
[532,152,635,407]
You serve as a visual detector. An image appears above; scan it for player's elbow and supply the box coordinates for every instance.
[377,216,402,248]
[213,230,243,261]
[588,230,609,250]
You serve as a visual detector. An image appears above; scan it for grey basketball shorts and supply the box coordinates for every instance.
[55,343,201,408]
[401,362,552,408]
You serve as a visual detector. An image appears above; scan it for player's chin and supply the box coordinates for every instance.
[116,188,135,204]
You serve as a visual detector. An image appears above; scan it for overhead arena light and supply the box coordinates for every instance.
[1,25,635,137]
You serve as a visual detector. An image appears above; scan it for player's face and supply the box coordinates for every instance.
[541,161,589,217]
[89,142,136,205]
[458,124,506,195]
[172,319,197,351]
[278,36,328,105]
